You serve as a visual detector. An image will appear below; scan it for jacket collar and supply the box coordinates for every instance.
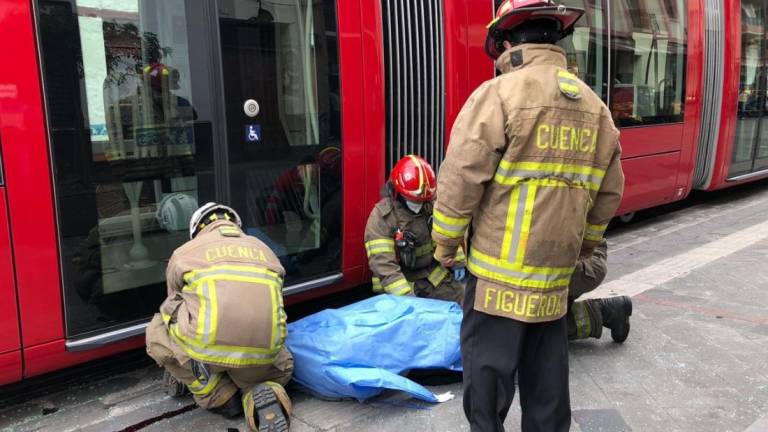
[495,43,568,74]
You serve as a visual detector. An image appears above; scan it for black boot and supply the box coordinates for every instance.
[600,296,633,343]
[162,370,188,398]
[210,393,244,419]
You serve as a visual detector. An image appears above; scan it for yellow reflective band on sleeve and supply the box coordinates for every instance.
[455,246,466,263]
[161,312,172,325]
[495,160,605,191]
[467,248,573,290]
[365,239,395,257]
[188,372,223,396]
[433,210,470,239]
[383,277,412,296]
[584,223,608,242]
[372,277,384,292]
[428,266,450,287]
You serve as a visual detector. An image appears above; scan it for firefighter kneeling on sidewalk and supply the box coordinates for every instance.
[146,202,293,432]
[364,155,465,303]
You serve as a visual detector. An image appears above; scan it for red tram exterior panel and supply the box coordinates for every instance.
[0,0,762,384]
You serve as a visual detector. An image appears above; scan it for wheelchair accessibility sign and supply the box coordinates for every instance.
[245,124,261,143]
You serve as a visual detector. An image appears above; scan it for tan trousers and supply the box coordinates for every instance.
[146,314,293,409]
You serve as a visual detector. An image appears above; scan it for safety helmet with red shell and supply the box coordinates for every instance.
[389,155,437,203]
[485,0,584,60]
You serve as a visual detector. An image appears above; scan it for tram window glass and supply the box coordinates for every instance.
[730,0,766,176]
[218,1,343,283]
[37,0,216,336]
[610,0,687,127]
[558,0,609,102]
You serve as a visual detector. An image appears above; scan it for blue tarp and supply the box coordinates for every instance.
[286,294,463,402]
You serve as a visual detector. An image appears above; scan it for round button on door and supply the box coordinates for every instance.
[243,99,260,118]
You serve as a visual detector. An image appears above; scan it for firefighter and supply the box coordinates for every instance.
[568,239,632,342]
[364,155,465,303]
[431,1,625,431]
[146,202,293,432]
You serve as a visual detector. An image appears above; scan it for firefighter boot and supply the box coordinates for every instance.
[243,382,291,432]
[162,370,188,398]
[600,296,633,343]
[210,392,244,419]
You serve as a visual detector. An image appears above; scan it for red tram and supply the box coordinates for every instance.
[0,0,762,384]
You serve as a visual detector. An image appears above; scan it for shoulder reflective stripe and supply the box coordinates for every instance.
[557,70,582,99]
[365,239,396,256]
[495,161,605,191]
[188,372,223,396]
[383,277,412,295]
[433,210,470,238]
[170,324,279,366]
[584,223,608,242]
[428,266,449,286]
[468,248,573,290]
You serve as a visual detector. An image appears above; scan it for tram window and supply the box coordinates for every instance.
[37,0,217,336]
[610,0,687,127]
[557,0,609,102]
[729,0,767,176]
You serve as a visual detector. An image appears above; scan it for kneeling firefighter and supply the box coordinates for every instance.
[146,202,293,432]
[568,240,633,343]
[364,155,465,303]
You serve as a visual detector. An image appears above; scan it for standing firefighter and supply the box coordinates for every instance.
[432,1,625,430]
[568,239,632,342]
[364,155,465,303]
[146,203,293,432]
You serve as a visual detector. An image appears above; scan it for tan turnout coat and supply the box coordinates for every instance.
[432,44,624,322]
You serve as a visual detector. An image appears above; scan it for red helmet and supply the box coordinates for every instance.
[485,0,584,60]
[389,155,436,202]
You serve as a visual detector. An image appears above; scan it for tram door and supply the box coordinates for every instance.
[731,0,768,177]
[0,141,20,380]
[36,0,342,341]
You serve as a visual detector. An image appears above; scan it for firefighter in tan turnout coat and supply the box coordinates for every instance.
[146,203,293,432]
[431,1,626,430]
[365,155,465,303]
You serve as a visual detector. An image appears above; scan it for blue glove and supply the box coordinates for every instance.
[453,267,466,282]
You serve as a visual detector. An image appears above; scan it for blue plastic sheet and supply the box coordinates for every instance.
[286,294,463,402]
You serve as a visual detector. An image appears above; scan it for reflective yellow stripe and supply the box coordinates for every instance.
[495,160,605,191]
[415,243,433,257]
[170,324,280,366]
[208,280,219,344]
[161,312,172,325]
[467,248,573,290]
[517,184,537,264]
[372,277,384,292]
[501,186,522,261]
[433,210,470,238]
[196,283,206,342]
[188,372,223,396]
[383,277,412,295]
[455,246,466,263]
[584,223,608,242]
[428,266,449,286]
[184,265,282,285]
[365,239,395,256]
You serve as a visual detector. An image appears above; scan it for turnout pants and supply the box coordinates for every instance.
[461,276,570,432]
[146,314,293,409]
[413,277,465,304]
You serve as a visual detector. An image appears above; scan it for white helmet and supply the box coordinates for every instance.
[189,202,242,239]
[156,193,199,233]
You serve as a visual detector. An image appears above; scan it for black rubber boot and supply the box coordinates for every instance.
[248,383,289,432]
[600,296,633,343]
[210,393,244,419]
[162,370,188,398]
